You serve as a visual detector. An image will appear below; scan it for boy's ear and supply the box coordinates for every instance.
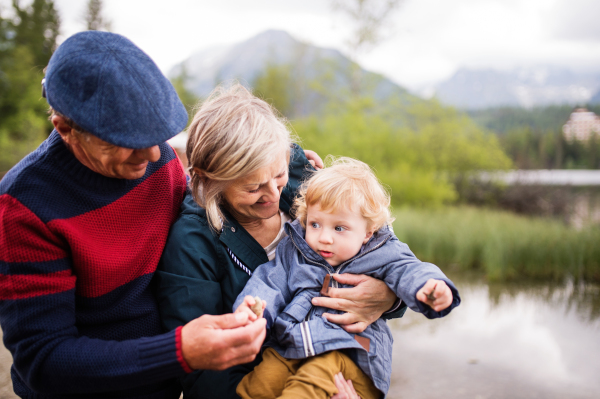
[363,230,374,244]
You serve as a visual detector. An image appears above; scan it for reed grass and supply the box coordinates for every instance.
[392,206,600,282]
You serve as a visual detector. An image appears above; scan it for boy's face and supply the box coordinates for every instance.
[305,204,373,267]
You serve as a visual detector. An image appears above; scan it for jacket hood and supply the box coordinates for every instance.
[284,218,394,268]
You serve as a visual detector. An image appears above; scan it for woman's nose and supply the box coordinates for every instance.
[262,179,281,202]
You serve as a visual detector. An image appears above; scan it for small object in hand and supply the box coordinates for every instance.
[426,286,436,302]
[250,296,263,317]
[320,274,332,296]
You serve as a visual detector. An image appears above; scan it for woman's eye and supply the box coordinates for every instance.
[248,188,259,193]
[335,226,345,232]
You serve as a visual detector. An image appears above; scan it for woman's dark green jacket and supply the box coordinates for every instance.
[155,145,406,398]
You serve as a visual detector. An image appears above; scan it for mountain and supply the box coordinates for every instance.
[169,30,416,117]
[433,67,600,110]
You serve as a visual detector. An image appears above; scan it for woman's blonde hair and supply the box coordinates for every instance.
[293,157,394,232]
[187,83,293,232]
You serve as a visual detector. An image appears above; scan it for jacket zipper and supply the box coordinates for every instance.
[289,231,393,357]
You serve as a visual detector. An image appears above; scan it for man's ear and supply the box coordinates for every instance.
[51,115,76,144]
[363,229,374,244]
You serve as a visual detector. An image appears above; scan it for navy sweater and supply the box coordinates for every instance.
[0,131,189,398]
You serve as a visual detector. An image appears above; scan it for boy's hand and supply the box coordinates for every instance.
[235,295,266,322]
[416,279,453,312]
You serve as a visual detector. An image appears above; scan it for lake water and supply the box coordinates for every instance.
[478,170,600,186]
[388,274,600,399]
[1,274,599,398]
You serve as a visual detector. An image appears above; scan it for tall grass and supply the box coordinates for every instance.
[393,207,600,282]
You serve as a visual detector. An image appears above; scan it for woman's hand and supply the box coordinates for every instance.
[311,274,397,333]
[304,149,324,169]
[416,279,453,312]
[331,372,360,399]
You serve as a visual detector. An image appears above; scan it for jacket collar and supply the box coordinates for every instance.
[219,208,269,270]
[284,219,394,269]
[179,192,269,270]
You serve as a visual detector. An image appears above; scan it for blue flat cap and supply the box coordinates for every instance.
[44,31,188,149]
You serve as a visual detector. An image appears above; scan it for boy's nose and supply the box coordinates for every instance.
[319,230,333,244]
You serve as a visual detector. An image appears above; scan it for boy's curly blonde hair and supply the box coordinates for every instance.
[293,156,394,231]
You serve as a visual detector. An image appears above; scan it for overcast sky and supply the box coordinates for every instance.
[39,0,600,90]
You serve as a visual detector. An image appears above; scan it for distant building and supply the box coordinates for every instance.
[563,108,600,141]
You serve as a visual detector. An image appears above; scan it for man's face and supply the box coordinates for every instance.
[305,204,374,267]
[53,115,161,179]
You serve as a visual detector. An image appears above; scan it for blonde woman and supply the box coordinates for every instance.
[156,85,404,398]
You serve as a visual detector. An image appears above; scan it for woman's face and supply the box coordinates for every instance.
[222,152,289,223]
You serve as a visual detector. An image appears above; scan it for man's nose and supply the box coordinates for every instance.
[136,145,160,162]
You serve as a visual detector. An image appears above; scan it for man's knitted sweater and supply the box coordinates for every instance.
[0,131,190,399]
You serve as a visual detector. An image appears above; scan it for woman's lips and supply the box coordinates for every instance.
[255,201,275,207]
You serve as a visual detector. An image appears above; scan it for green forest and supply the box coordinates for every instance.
[0,0,59,172]
[469,106,600,169]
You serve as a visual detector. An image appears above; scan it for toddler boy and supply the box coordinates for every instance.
[234,157,460,398]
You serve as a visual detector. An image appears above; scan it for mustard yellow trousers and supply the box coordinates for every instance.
[237,347,380,399]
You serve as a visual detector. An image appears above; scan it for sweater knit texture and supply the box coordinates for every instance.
[0,130,189,399]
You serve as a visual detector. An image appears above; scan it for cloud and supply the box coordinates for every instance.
[50,0,600,91]
[547,0,600,42]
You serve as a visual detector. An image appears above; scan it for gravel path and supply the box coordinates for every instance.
[0,332,16,399]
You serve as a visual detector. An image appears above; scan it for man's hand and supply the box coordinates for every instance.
[416,279,453,312]
[311,274,396,334]
[304,150,324,170]
[181,312,266,371]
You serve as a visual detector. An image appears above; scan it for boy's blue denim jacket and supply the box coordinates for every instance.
[234,219,461,396]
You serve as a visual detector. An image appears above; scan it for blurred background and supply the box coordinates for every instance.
[1,1,599,398]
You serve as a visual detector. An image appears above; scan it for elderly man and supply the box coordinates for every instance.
[0,31,266,399]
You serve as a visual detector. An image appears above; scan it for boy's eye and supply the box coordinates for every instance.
[311,222,320,229]
[335,226,346,232]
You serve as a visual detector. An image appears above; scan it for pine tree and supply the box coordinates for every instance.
[331,0,402,97]
[85,0,111,31]
[0,0,60,172]
[12,0,60,67]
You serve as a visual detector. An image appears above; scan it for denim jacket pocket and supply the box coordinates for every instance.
[281,297,312,322]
